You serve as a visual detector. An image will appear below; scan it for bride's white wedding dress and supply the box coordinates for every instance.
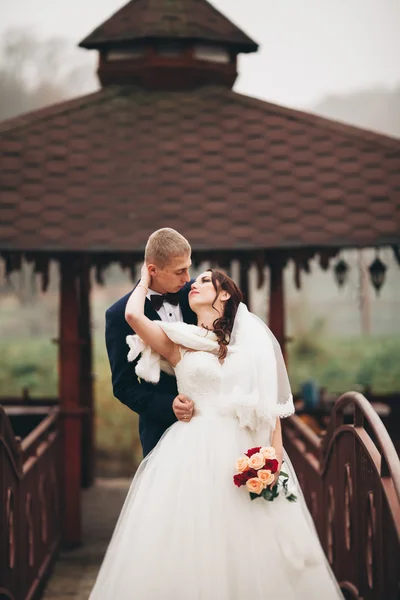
[89,321,343,599]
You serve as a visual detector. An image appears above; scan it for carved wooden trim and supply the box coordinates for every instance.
[26,493,34,568]
[366,491,376,589]
[6,488,15,570]
[327,484,335,565]
[344,463,353,551]
[39,474,48,544]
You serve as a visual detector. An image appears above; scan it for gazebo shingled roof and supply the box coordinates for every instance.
[79,0,258,52]
[0,86,399,253]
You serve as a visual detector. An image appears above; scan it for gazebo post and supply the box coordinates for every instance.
[78,256,95,488]
[268,254,286,363]
[239,258,250,308]
[58,255,82,547]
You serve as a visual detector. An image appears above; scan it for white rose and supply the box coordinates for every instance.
[258,470,275,487]
[235,456,250,473]
[248,452,265,470]
[260,446,276,460]
[246,478,264,495]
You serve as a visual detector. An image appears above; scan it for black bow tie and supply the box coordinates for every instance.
[150,292,180,311]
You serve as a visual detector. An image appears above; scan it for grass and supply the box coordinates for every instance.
[0,335,141,470]
[287,328,400,394]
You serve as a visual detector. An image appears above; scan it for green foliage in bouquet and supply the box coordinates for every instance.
[250,471,298,502]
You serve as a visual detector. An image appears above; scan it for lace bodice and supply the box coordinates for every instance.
[174,350,227,417]
[127,314,294,427]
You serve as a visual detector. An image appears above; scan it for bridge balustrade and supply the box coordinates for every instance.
[0,402,61,600]
[283,391,400,600]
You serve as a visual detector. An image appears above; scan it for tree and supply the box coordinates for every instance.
[0,28,97,122]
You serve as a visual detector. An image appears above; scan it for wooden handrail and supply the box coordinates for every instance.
[326,391,400,500]
[20,407,59,453]
[285,413,320,449]
[0,396,59,406]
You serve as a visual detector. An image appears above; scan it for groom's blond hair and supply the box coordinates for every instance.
[145,228,191,268]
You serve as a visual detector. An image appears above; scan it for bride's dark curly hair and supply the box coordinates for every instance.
[207,269,243,361]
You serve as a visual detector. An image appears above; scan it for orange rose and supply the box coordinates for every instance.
[260,446,276,460]
[235,456,250,473]
[257,469,275,487]
[248,452,265,470]
[246,478,264,495]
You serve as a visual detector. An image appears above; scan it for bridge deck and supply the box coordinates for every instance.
[42,478,130,599]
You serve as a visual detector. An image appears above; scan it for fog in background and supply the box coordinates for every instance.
[0,0,399,133]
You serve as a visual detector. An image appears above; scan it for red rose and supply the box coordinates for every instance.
[246,469,258,479]
[233,469,258,487]
[245,446,261,458]
[233,473,247,487]
[265,458,279,473]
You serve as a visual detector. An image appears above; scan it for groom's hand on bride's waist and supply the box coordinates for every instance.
[173,394,194,422]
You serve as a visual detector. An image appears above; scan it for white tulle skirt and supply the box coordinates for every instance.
[89,415,343,599]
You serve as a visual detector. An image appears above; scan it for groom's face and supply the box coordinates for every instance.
[149,254,192,293]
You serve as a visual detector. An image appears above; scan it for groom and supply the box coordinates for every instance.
[105,228,197,457]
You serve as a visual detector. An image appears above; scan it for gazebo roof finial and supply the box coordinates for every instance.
[79,0,258,53]
[79,0,258,89]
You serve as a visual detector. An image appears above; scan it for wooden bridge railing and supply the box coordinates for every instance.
[283,391,400,600]
[0,404,61,600]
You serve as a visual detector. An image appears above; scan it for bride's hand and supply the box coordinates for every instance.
[271,454,283,487]
[271,470,280,487]
[140,262,151,289]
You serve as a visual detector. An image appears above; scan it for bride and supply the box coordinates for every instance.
[89,265,343,599]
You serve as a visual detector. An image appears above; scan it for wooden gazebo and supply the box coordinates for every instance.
[1,0,399,551]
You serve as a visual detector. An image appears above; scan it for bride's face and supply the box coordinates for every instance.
[189,271,229,311]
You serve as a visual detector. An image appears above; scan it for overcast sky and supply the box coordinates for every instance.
[0,0,399,108]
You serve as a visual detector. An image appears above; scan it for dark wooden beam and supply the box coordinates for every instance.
[239,259,250,308]
[78,257,95,488]
[58,256,82,547]
[268,255,286,363]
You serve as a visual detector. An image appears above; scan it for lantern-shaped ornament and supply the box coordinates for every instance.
[369,257,386,294]
[334,259,349,288]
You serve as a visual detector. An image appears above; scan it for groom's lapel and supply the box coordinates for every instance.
[145,298,161,322]
[132,281,161,322]
[179,281,197,325]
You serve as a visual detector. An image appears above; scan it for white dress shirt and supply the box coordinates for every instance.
[146,289,183,323]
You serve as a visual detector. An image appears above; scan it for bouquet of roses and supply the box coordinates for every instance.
[233,446,297,502]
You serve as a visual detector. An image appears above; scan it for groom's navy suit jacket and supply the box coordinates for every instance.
[105,282,197,457]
